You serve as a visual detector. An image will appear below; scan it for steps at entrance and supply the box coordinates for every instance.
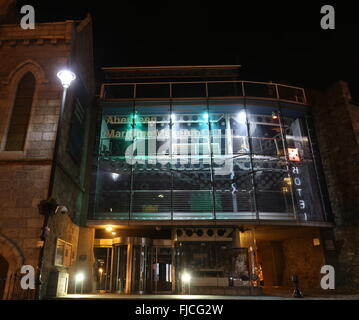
[187,286,263,296]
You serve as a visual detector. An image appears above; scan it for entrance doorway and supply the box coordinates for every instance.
[152,246,172,293]
[94,238,173,294]
[94,247,112,292]
[111,237,151,294]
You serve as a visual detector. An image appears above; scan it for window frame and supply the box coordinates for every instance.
[0,70,38,158]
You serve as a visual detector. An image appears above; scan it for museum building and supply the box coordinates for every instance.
[86,65,335,295]
[2,1,359,299]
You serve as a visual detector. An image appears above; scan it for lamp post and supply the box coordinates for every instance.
[75,272,85,294]
[36,70,76,300]
[181,272,191,295]
[98,268,103,292]
[49,70,76,195]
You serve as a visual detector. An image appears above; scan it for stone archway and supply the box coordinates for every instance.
[0,255,9,299]
[0,234,24,299]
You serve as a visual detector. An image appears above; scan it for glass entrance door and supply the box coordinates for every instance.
[131,245,151,293]
[152,246,172,293]
[94,247,112,292]
[111,237,151,294]
[112,244,127,293]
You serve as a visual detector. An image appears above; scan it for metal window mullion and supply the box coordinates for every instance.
[129,100,136,220]
[170,99,174,221]
[105,247,110,291]
[243,98,259,220]
[275,84,280,100]
[278,103,298,220]
[303,88,307,105]
[206,99,216,221]
[109,246,114,292]
[100,84,105,99]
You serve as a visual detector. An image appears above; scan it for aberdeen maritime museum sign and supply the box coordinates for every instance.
[102,114,250,176]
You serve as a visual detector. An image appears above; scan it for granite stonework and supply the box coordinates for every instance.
[0,10,95,299]
[255,227,325,290]
[308,81,359,291]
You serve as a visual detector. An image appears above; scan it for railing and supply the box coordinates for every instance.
[101,80,307,105]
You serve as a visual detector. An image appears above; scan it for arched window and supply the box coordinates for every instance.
[5,72,36,151]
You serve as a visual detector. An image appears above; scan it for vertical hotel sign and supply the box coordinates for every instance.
[288,118,311,221]
[288,148,308,220]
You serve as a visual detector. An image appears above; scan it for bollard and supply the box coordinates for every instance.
[291,275,303,298]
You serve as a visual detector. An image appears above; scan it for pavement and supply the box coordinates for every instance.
[56,293,359,300]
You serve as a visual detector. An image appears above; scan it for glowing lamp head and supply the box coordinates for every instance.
[112,172,119,181]
[57,70,76,88]
[181,272,191,283]
[105,226,113,232]
[272,111,278,120]
[237,110,246,123]
[98,268,103,274]
[75,272,84,282]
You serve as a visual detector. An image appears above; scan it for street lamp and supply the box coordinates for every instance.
[57,70,76,89]
[36,69,76,300]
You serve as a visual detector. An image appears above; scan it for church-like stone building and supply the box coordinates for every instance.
[0,0,95,299]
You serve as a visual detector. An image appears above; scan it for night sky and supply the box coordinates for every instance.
[15,1,359,92]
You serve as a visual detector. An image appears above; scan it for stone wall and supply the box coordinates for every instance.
[0,16,94,299]
[70,227,95,293]
[257,227,325,290]
[0,163,50,269]
[348,102,359,147]
[0,20,71,298]
[282,235,325,289]
[308,81,359,290]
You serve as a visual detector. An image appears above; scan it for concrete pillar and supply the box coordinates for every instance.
[72,227,95,293]
[232,229,241,248]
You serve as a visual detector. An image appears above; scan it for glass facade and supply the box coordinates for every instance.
[89,98,327,222]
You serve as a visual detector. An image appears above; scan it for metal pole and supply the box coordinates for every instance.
[243,98,259,220]
[100,273,102,291]
[48,87,68,198]
[105,247,110,291]
[277,108,298,219]
[206,99,216,220]
[36,86,68,300]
